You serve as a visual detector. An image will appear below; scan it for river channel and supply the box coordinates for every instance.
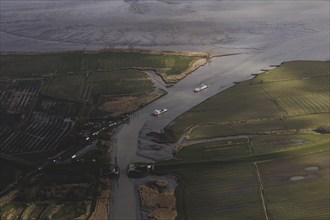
[1,1,329,219]
[110,30,329,219]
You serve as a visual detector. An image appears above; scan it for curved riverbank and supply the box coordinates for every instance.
[2,1,328,219]
[110,28,329,219]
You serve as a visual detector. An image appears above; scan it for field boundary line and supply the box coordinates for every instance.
[306,95,326,111]
[248,137,254,154]
[254,162,269,220]
[257,74,330,84]
[259,85,288,117]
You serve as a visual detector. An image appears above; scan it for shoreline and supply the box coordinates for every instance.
[0,48,208,58]
[1,1,329,219]
[0,49,209,85]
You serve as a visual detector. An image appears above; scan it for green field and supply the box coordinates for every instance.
[155,61,330,220]
[0,201,89,220]
[262,76,329,116]
[163,61,329,141]
[0,203,26,220]
[177,138,251,160]
[189,119,285,139]
[173,163,264,220]
[156,135,329,220]
[40,68,157,118]
[0,181,92,220]
[42,69,154,101]
[52,202,90,220]
[178,133,329,161]
[1,51,202,118]
[21,203,48,220]
[282,113,329,130]
[0,51,202,82]
[259,152,329,220]
[42,74,86,101]
[251,133,329,154]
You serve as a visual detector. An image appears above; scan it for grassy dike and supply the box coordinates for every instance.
[154,61,330,220]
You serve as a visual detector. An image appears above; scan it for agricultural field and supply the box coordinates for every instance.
[156,133,329,219]
[188,113,330,140]
[177,138,251,161]
[165,80,286,141]
[155,61,330,220]
[0,168,98,220]
[259,152,329,220]
[178,133,329,160]
[163,61,329,141]
[0,78,78,156]
[0,50,205,83]
[42,74,86,101]
[41,69,154,102]
[169,163,264,220]
[0,201,90,220]
[0,50,199,156]
[0,80,42,115]
[251,133,329,154]
[0,50,207,220]
[0,112,74,154]
[263,76,329,116]
[0,51,206,146]
[282,112,329,130]
[188,118,285,139]
[35,95,79,119]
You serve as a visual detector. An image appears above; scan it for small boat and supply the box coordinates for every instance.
[153,108,168,116]
[194,83,208,92]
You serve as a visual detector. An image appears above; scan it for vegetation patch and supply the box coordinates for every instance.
[156,135,329,220]
[52,202,90,220]
[188,118,284,139]
[161,61,329,141]
[0,50,206,83]
[154,61,329,220]
[0,203,26,220]
[315,125,330,134]
[0,49,207,220]
[259,152,329,220]
[177,138,251,160]
[21,203,48,220]
[41,69,154,102]
[93,90,164,118]
[139,179,177,220]
[89,181,111,220]
[251,133,329,154]
[163,163,264,220]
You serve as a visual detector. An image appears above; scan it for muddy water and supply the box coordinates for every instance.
[110,56,244,219]
[110,117,150,220]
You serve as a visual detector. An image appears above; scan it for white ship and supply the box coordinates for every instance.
[153,108,168,116]
[194,83,208,92]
